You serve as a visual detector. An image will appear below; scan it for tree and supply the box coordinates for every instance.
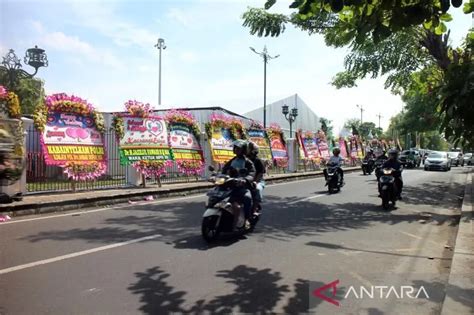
[243,1,473,45]
[343,118,360,135]
[0,74,44,115]
[242,0,474,145]
[319,117,334,138]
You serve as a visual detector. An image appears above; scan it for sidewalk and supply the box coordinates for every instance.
[441,170,473,315]
[0,167,359,217]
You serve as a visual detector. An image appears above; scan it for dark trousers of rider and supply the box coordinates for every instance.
[230,188,252,219]
[323,168,344,183]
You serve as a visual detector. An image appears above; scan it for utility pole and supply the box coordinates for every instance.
[376,113,383,129]
[356,104,365,124]
[250,46,279,129]
[154,38,166,105]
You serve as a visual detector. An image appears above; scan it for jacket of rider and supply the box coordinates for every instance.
[222,156,256,184]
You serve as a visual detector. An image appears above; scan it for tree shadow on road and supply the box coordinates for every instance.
[410,279,474,314]
[128,266,187,314]
[20,193,460,247]
[128,265,296,315]
[401,181,464,209]
[20,174,464,246]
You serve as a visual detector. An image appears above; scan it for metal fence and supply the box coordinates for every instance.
[25,126,291,194]
[26,127,128,193]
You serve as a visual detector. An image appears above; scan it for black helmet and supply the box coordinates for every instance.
[233,139,248,153]
[247,141,259,155]
[388,149,399,158]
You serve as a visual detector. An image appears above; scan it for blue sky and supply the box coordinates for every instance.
[1,0,472,132]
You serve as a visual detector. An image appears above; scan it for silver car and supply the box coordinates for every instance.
[464,153,473,166]
[424,152,451,171]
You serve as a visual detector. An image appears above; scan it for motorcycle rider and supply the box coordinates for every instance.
[324,148,344,185]
[379,149,404,199]
[363,149,376,171]
[246,141,265,214]
[221,140,256,228]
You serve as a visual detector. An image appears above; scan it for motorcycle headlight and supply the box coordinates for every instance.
[215,177,226,185]
[383,169,392,175]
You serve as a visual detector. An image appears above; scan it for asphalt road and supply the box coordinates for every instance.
[0,167,469,315]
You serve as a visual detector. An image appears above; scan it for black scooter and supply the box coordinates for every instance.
[201,166,259,242]
[379,168,399,210]
[362,158,375,175]
[325,163,342,194]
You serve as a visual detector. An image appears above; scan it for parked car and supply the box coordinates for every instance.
[448,151,464,166]
[399,150,421,168]
[424,152,451,171]
[463,153,473,166]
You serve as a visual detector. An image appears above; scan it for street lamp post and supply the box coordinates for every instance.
[356,104,364,124]
[282,104,298,137]
[0,46,48,90]
[154,38,166,106]
[250,46,279,129]
[376,113,383,129]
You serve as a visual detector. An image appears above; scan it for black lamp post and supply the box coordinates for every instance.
[282,104,298,137]
[0,46,48,90]
[250,46,279,129]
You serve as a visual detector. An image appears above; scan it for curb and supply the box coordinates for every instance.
[440,170,473,315]
[0,167,361,217]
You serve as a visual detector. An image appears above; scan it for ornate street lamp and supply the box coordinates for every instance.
[0,46,48,89]
[282,104,298,137]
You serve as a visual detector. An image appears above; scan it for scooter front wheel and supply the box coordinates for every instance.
[202,215,220,242]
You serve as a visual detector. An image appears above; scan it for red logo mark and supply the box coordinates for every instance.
[313,280,340,306]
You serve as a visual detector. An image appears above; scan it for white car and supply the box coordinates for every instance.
[424,152,451,172]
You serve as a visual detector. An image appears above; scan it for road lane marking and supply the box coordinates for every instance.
[0,234,162,275]
[287,194,326,205]
[399,231,440,247]
[348,271,374,287]
[1,195,205,225]
[400,231,423,240]
[2,171,361,224]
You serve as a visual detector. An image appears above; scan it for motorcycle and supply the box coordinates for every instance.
[379,168,399,210]
[362,158,375,175]
[374,158,387,181]
[201,166,259,242]
[325,163,342,194]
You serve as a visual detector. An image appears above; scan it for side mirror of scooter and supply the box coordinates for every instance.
[208,165,215,172]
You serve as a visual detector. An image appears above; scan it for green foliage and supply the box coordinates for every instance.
[242,1,473,145]
[319,117,334,138]
[0,73,44,115]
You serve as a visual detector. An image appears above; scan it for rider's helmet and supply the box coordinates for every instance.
[333,148,341,156]
[247,141,259,156]
[233,139,248,156]
[388,149,399,159]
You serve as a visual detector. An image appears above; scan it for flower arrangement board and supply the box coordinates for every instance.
[338,137,349,159]
[266,124,288,168]
[169,123,203,160]
[299,131,320,161]
[0,86,24,161]
[118,115,172,164]
[247,129,273,161]
[41,112,106,165]
[316,131,330,160]
[209,126,234,163]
